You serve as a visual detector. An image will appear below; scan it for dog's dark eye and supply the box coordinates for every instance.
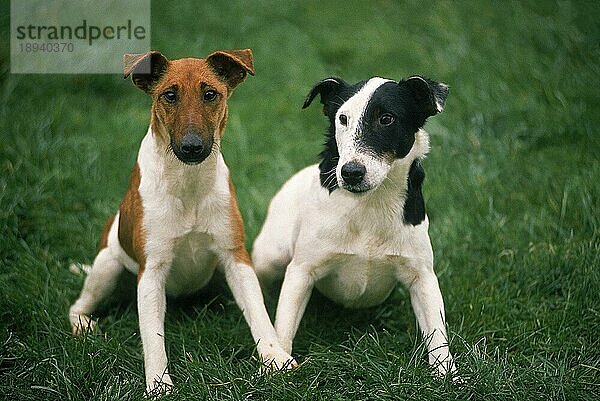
[379,114,394,126]
[339,114,348,126]
[204,90,218,102]
[162,90,177,104]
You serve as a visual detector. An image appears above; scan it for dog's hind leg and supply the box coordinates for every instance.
[252,233,291,287]
[69,246,124,335]
[252,179,301,287]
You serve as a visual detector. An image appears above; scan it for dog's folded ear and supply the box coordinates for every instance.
[303,77,346,114]
[405,76,449,117]
[207,49,255,91]
[123,51,169,93]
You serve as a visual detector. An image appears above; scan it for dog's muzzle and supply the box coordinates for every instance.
[340,161,371,193]
[173,133,212,165]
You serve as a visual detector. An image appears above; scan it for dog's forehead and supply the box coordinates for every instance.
[156,57,226,92]
[338,77,394,117]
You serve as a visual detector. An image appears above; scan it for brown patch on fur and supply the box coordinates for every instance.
[98,214,116,251]
[118,162,147,279]
[123,51,169,93]
[206,49,255,89]
[228,177,252,266]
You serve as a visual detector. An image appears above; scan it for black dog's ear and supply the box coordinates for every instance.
[123,51,169,93]
[303,77,346,113]
[405,76,449,117]
[207,49,255,91]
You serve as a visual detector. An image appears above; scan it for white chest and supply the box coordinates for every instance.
[165,231,218,297]
[305,207,429,309]
[145,193,228,297]
[130,132,234,297]
[314,253,398,309]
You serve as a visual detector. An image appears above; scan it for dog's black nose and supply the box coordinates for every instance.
[180,134,204,157]
[341,161,366,185]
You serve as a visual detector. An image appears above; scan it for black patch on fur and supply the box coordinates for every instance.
[403,159,426,225]
[303,76,447,194]
[359,81,424,160]
[358,78,447,160]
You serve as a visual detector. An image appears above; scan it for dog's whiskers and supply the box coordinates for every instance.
[322,173,338,189]
[165,143,181,165]
[322,166,337,176]
[322,176,335,186]
[322,175,335,187]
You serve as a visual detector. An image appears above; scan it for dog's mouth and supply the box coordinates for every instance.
[339,176,375,194]
[172,147,212,165]
[341,183,373,194]
[179,157,205,165]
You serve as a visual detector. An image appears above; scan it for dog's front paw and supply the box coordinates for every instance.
[432,358,460,383]
[70,314,97,335]
[258,347,297,373]
[145,373,173,399]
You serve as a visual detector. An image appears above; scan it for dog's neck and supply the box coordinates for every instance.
[140,126,221,200]
[380,128,429,199]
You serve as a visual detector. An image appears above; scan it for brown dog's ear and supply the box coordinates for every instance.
[206,49,255,90]
[123,51,169,93]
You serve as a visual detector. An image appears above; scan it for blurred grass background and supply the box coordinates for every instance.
[1,1,599,400]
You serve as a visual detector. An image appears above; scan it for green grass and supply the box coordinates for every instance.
[1,1,599,400]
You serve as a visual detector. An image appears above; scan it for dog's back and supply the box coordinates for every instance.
[253,165,317,283]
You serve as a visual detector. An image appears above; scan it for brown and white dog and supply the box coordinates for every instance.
[69,49,294,395]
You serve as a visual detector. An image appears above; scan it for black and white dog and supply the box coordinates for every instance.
[252,76,456,375]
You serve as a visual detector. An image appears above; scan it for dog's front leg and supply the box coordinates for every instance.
[137,261,173,395]
[220,253,296,371]
[405,266,456,377]
[274,261,314,355]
